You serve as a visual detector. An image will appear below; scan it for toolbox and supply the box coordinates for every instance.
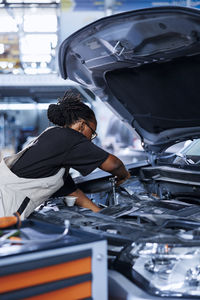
[0,219,107,300]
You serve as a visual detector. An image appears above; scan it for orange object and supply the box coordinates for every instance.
[0,257,91,293]
[25,281,91,300]
[0,216,18,228]
[0,212,21,229]
[9,236,21,241]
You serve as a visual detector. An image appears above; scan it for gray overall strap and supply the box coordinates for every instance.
[17,197,31,216]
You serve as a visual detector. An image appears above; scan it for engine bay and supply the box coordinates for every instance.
[30,160,200,298]
[31,160,200,246]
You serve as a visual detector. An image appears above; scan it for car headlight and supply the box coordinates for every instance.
[117,242,200,297]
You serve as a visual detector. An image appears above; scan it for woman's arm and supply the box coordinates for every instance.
[99,154,130,185]
[68,188,100,212]
[68,154,130,212]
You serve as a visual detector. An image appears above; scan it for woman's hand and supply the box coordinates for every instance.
[68,189,101,212]
[116,171,131,186]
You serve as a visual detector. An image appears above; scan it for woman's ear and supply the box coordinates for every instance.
[79,121,85,133]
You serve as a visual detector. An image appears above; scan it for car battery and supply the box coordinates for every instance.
[0,219,107,300]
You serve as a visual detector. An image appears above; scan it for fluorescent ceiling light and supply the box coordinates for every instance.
[24,15,57,32]
[0,103,51,110]
[0,43,4,54]
[0,17,18,32]
[6,0,59,3]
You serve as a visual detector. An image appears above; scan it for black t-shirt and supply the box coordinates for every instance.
[11,127,109,195]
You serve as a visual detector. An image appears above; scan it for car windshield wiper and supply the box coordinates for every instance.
[175,153,196,165]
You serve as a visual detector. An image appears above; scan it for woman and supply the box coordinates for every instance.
[0,91,130,220]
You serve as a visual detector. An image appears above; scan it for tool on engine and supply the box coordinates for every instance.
[109,176,118,205]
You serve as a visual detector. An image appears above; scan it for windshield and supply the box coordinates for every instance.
[173,139,200,165]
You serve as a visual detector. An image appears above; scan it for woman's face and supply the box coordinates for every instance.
[70,119,97,141]
[83,120,97,140]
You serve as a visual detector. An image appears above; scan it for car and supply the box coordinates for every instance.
[31,6,200,299]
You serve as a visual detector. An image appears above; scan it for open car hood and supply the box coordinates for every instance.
[59,6,200,153]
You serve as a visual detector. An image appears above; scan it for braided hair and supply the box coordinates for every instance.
[47,90,96,126]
